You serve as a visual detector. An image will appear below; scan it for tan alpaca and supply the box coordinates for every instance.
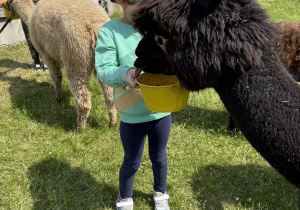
[11,0,117,130]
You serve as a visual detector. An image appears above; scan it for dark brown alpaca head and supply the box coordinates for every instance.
[135,33,173,75]
[133,0,277,91]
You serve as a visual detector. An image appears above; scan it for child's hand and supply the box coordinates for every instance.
[126,68,139,88]
[135,67,142,78]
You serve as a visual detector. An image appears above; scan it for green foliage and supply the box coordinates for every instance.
[1,1,300,209]
[110,12,123,20]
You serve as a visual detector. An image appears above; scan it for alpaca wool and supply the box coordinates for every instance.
[133,0,300,187]
[228,21,300,132]
[11,0,117,129]
[276,22,300,81]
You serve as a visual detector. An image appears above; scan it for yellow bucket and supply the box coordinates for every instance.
[136,73,189,112]
[2,2,20,19]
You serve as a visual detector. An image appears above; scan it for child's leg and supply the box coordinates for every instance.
[148,115,171,193]
[119,121,148,199]
[21,20,40,64]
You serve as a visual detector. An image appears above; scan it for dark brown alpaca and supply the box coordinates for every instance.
[133,0,300,188]
[276,22,300,81]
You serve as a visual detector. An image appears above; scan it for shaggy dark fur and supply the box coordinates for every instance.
[133,0,300,187]
[228,21,300,133]
[276,22,300,81]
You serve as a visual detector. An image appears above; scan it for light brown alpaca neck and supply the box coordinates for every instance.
[11,0,35,25]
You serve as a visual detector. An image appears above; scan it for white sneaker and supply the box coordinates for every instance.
[43,64,48,72]
[154,191,170,210]
[116,195,133,210]
[34,62,42,71]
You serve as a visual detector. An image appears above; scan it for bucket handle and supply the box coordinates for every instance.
[0,1,16,34]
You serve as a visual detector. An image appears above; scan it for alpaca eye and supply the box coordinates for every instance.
[157,37,164,45]
[154,34,168,54]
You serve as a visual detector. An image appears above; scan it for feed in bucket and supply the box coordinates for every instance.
[2,2,20,19]
[136,73,189,112]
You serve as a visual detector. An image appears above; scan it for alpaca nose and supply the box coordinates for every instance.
[136,47,144,56]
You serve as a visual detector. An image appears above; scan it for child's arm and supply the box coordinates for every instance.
[95,31,130,88]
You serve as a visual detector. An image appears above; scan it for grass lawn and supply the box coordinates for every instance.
[0,0,299,209]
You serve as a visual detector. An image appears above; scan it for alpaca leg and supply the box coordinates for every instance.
[227,115,237,133]
[66,72,91,130]
[42,55,63,101]
[99,81,117,127]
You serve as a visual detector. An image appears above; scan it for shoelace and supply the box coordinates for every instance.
[154,192,169,208]
[156,200,166,208]
[116,198,133,210]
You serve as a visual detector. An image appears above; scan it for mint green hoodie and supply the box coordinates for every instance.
[95,19,170,123]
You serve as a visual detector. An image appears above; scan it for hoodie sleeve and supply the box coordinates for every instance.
[95,29,129,88]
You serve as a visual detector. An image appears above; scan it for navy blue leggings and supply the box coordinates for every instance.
[119,115,171,199]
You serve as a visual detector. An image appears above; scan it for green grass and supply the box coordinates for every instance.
[258,0,300,22]
[1,1,300,209]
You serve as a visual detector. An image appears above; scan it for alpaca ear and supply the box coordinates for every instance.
[133,13,149,35]
[132,3,155,35]
[190,0,221,20]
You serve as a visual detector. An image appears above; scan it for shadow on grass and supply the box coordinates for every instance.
[191,164,300,209]
[0,58,32,70]
[172,104,230,132]
[0,69,103,131]
[27,158,152,209]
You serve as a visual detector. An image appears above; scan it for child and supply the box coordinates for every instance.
[21,0,48,71]
[95,0,171,209]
